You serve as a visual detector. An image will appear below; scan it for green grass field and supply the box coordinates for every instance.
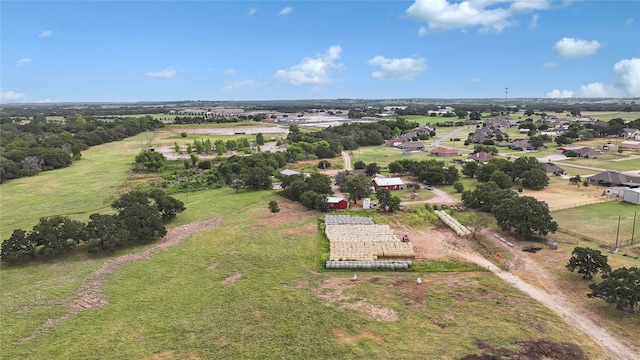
[1,123,637,359]
[551,201,640,247]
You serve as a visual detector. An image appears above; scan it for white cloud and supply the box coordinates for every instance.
[144,67,176,79]
[406,0,552,34]
[546,89,574,98]
[543,62,557,68]
[222,80,261,92]
[38,30,52,38]
[577,83,622,98]
[274,45,343,86]
[248,8,257,16]
[279,7,293,15]
[224,68,236,76]
[547,57,640,98]
[625,17,634,26]
[368,56,427,81]
[613,58,640,97]
[0,91,27,103]
[469,78,480,83]
[553,38,603,58]
[529,14,539,29]
[17,58,32,67]
[417,26,428,37]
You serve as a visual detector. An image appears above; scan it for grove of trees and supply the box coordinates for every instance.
[1,190,185,263]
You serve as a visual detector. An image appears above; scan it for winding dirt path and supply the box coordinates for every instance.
[408,225,637,360]
[20,217,222,342]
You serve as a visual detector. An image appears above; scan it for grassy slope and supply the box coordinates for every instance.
[0,191,608,359]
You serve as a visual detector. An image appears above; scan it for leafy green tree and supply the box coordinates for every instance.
[135,151,166,172]
[318,160,331,169]
[376,188,391,211]
[283,179,308,201]
[520,168,549,190]
[388,196,402,212]
[256,133,265,145]
[300,190,320,210]
[85,214,129,253]
[453,181,464,193]
[28,216,86,255]
[476,163,498,183]
[149,189,186,223]
[353,160,366,170]
[462,161,479,178]
[582,179,590,189]
[566,247,611,280]
[342,173,372,204]
[489,170,512,189]
[528,136,545,150]
[442,166,460,184]
[461,181,517,212]
[174,142,181,154]
[492,196,558,236]
[365,162,380,177]
[511,156,543,181]
[388,161,404,175]
[190,153,199,167]
[588,267,640,313]
[112,191,166,243]
[268,200,280,215]
[569,175,582,186]
[243,166,272,190]
[0,229,35,262]
[306,173,332,195]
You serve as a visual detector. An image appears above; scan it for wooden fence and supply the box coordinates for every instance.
[549,197,618,211]
[556,227,638,248]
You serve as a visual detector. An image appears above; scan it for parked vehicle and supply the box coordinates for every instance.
[424,185,434,190]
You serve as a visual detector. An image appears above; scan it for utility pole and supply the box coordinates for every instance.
[632,211,637,244]
[615,214,621,250]
[505,87,509,107]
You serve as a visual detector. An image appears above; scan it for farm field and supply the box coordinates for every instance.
[2,122,639,359]
[0,193,613,359]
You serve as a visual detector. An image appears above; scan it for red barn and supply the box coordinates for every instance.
[372,177,404,191]
[327,197,349,210]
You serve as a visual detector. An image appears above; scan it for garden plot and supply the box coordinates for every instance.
[324,217,416,262]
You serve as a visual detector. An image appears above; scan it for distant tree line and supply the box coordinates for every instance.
[0,114,163,183]
[1,190,185,263]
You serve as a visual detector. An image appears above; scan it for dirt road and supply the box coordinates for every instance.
[408,226,637,360]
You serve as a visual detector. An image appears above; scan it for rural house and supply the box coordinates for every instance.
[620,140,640,151]
[466,151,494,163]
[430,147,458,157]
[397,142,425,152]
[509,139,534,151]
[588,171,640,187]
[542,163,565,176]
[620,128,640,140]
[372,177,404,191]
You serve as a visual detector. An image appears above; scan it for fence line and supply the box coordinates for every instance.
[556,227,638,248]
[549,197,617,211]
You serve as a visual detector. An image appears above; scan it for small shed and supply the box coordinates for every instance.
[327,197,349,210]
[623,188,640,204]
[605,186,629,198]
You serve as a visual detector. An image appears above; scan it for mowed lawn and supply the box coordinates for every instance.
[0,190,608,359]
[552,201,640,246]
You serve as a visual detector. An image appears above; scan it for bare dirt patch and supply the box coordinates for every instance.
[222,272,242,284]
[461,340,587,360]
[207,263,218,270]
[314,277,398,322]
[251,199,316,228]
[20,217,222,342]
[333,329,383,344]
[146,350,202,360]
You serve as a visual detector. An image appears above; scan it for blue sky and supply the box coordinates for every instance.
[1,1,639,103]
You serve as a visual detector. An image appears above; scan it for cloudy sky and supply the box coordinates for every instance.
[1,1,638,103]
